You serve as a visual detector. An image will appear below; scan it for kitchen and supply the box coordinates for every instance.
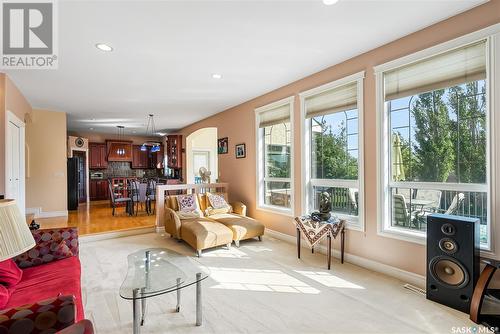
[66,132,182,228]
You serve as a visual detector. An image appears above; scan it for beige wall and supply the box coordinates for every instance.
[0,74,32,196]
[68,131,160,146]
[26,109,67,213]
[179,0,500,277]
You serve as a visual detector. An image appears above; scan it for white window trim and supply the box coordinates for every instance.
[375,23,500,258]
[299,71,365,231]
[255,96,295,217]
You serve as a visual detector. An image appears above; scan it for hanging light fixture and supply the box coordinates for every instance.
[116,125,126,156]
[141,114,161,151]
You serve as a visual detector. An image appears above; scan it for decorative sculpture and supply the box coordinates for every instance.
[311,192,332,222]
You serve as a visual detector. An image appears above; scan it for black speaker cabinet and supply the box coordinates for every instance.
[426,213,480,313]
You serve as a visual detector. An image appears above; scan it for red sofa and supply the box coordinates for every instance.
[0,227,84,333]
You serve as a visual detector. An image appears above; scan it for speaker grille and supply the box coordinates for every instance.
[429,256,469,289]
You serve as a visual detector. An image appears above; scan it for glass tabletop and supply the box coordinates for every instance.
[119,248,210,300]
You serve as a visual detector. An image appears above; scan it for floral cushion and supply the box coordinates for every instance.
[206,193,229,209]
[176,194,202,218]
[206,193,231,214]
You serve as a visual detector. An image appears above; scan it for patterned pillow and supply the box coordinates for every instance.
[207,193,230,209]
[176,194,201,216]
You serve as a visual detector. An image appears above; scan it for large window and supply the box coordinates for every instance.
[376,36,497,250]
[301,72,364,230]
[256,97,294,214]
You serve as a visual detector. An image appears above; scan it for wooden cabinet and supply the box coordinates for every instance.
[106,140,132,162]
[167,135,182,169]
[132,145,164,169]
[90,180,109,201]
[156,145,165,169]
[89,143,108,169]
[132,145,149,168]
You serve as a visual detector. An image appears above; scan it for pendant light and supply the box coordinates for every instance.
[141,114,161,151]
[116,125,126,156]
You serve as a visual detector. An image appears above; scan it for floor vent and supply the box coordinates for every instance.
[403,283,426,295]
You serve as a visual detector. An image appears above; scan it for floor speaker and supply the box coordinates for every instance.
[426,213,480,313]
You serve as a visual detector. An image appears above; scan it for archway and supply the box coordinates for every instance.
[185,127,218,184]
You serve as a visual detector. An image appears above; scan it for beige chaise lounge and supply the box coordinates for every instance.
[163,192,264,256]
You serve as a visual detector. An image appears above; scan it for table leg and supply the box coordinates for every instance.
[327,235,332,270]
[176,278,181,312]
[341,227,345,264]
[196,273,202,326]
[133,288,140,334]
[296,228,301,259]
[311,246,314,254]
[470,264,496,323]
[140,287,147,326]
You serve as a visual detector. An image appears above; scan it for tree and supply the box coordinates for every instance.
[312,119,358,180]
[411,90,455,182]
[448,81,486,183]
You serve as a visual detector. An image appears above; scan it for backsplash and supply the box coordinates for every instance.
[100,162,163,179]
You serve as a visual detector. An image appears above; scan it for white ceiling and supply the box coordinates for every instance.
[5,0,486,135]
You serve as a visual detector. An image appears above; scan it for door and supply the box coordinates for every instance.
[6,112,25,215]
[193,151,210,181]
[73,151,87,203]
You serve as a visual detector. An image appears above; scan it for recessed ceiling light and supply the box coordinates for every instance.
[323,0,338,5]
[95,43,113,52]
[89,127,94,131]
[212,73,222,79]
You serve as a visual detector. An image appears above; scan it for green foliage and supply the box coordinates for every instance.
[404,81,486,184]
[312,120,358,179]
[411,90,455,182]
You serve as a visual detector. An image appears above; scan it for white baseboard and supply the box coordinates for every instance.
[265,228,425,288]
[80,227,155,243]
[27,207,68,218]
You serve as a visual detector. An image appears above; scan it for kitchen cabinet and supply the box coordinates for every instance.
[132,145,149,168]
[132,144,164,169]
[156,145,165,169]
[166,135,182,169]
[89,143,108,169]
[90,179,109,201]
[106,140,133,162]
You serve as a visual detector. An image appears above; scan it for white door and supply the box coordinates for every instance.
[193,151,210,179]
[6,112,25,215]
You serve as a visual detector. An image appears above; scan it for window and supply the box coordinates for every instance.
[256,97,294,215]
[376,33,499,250]
[301,72,364,230]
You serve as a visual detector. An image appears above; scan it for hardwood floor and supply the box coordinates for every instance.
[36,200,155,235]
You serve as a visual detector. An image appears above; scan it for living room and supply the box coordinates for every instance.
[1,0,500,333]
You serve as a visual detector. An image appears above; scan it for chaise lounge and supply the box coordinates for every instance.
[163,189,264,256]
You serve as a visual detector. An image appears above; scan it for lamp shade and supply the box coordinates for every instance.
[0,199,35,261]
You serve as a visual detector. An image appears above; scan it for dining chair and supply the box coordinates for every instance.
[108,180,133,216]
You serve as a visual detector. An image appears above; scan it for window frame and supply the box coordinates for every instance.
[255,96,295,216]
[300,71,365,231]
[374,24,500,257]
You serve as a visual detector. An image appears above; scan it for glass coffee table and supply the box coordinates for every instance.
[119,248,210,334]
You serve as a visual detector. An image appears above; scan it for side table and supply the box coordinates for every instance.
[294,216,345,270]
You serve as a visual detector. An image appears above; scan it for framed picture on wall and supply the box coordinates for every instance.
[218,137,228,154]
[235,143,246,159]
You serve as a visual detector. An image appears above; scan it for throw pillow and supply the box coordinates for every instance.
[0,284,10,309]
[176,211,203,220]
[176,194,202,217]
[37,240,74,263]
[0,259,22,289]
[206,193,230,209]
